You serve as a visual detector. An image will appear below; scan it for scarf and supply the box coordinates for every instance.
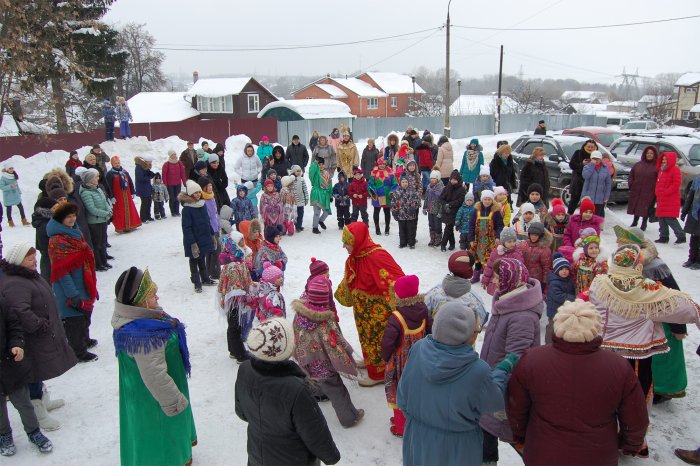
[48,233,97,300]
[466,150,480,171]
[691,176,700,221]
[2,171,15,180]
[112,167,128,190]
[201,190,215,200]
[113,314,191,376]
[591,265,697,320]
[320,168,332,190]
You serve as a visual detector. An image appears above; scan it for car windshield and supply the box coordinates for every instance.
[685,144,700,166]
[623,122,647,129]
[559,142,581,160]
[596,133,622,147]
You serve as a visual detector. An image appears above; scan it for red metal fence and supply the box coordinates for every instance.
[0,117,278,161]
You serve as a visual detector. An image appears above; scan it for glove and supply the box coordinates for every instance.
[495,353,520,374]
[274,260,284,270]
[79,300,94,314]
[191,243,200,258]
[67,297,82,310]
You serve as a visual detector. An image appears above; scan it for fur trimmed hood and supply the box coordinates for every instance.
[475,200,502,214]
[573,245,608,264]
[0,259,41,279]
[43,168,74,195]
[177,192,204,207]
[291,299,336,322]
[394,293,426,308]
[134,156,152,170]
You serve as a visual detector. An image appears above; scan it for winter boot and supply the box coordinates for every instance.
[312,227,321,234]
[30,400,61,431]
[675,448,700,465]
[42,385,65,411]
[347,409,365,428]
[358,377,383,387]
[470,268,481,284]
[640,217,648,231]
[319,221,327,230]
[22,218,30,226]
[8,219,14,227]
[27,429,52,454]
[429,231,438,247]
[384,224,390,236]
[0,433,15,456]
[375,223,381,236]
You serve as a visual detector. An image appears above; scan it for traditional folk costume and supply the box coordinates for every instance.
[544,199,570,252]
[468,200,504,272]
[572,235,608,296]
[106,157,141,233]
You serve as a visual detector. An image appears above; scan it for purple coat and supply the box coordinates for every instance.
[480,278,544,440]
[627,148,658,217]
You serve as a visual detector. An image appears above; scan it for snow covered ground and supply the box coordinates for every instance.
[2,133,699,465]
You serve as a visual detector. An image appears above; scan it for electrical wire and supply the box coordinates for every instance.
[453,14,700,31]
[359,28,443,73]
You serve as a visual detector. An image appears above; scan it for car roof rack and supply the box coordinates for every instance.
[631,132,696,139]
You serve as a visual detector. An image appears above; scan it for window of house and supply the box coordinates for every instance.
[210,97,221,113]
[367,97,378,109]
[248,94,260,113]
[198,96,209,112]
[682,110,690,119]
[685,88,696,93]
[223,95,233,113]
[391,96,398,107]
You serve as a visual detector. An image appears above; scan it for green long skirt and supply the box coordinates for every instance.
[651,323,687,397]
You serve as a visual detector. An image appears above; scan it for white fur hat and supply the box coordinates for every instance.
[246,318,295,362]
[553,299,601,343]
[6,242,34,266]
[186,179,202,196]
[281,175,295,188]
[430,170,441,180]
[520,202,536,215]
[479,166,491,177]
[480,189,495,200]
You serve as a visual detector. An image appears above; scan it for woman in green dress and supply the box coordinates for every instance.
[112,267,197,466]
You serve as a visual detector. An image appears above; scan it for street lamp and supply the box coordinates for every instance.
[444,0,452,137]
[411,75,416,113]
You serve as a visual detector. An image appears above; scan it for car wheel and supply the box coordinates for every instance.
[561,185,571,207]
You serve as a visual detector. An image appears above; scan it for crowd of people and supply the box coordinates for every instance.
[0,124,699,465]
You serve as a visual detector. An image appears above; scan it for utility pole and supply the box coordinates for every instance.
[496,45,504,134]
[444,0,452,137]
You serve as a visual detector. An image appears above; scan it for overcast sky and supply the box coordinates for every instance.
[104,0,699,85]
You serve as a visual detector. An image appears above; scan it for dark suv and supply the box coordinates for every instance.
[511,135,631,205]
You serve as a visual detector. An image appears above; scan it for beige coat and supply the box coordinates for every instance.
[336,141,359,176]
[435,142,454,178]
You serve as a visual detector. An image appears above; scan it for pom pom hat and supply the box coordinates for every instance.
[551,198,566,216]
[309,257,329,278]
[579,197,595,214]
[552,252,571,275]
[261,262,283,283]
[448,251,473,279]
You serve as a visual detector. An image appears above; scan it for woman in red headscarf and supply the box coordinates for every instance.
[335,222,404,385]
[105,156,141,233]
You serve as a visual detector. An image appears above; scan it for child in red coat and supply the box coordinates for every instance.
[517,221,553,294]
[348,168,369,225]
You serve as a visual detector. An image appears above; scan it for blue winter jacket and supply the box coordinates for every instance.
[545,271,576,318]
[397,336,509,466]
[455,202,476,234]
[231,185,257,224]
[102,106,116,123]
[46,219,89,319]
[134,160,155,198]
[246,182,262,208]
[180,195,215,258]
[581,162,612,204]
[0,173,22,206]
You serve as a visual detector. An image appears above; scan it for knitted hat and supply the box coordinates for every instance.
[430,170,441,180]
[74,166,87,177]
[261,261,283,283]
[498,257,528,295]
[499,226,517,244]
[264,224,283,243]
[432,301,478,346]
[448,251,473,279]
[465,191,475,201]
[552,252,571,275]
[79,168,99,185]
[581,235,601,255]
[290,164,302,174]
[219,205,233,234]
[48,187,68,202]
[551,198,566,216]
[394,275,419,300]
[579,197,595,214]
[520,202,536,215]
[281,175,295,188]
[614,225,645,245]
[5,242,35,266]
[264,179,275,190]
[246,318,295,362]
[168,149,177,157]
[480,190,495,200]
[479,166,490,177]
[527,183,543,196]
[244,181,255,191]
[354,168,363,175]
[186,180,201,196]
[194,160,208,172]
[309,257,329,278]
[115,267,144,305]
[261,135,270,142]
[52,201,79,223]
[590,150,603,160]
[208,153,219,163]
[580,227,597,239]
[110,156,120,167]
[528,222,545,237]
[612,244,641,269]
[307,276,331,308]
[449,169,461,181]
[553,299,601,343]
[230,230,244,245]
[493,186,507,198]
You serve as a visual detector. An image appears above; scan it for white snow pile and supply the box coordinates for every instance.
[1,133,699,465]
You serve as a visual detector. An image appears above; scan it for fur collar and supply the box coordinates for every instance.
[640,240,658,265]
[475,201,502,214]
[573,245,608,264]
[134,157,151,170]
[177,192,205,207]
[394,294,425,308]
[44,168,74,194]
[34,206,53,219]
[0,260,41,279]
[522,228,553,249]
[250,358,306,378]
[291,299,336,322]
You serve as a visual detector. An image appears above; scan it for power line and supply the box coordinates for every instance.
[360,28,443,73]
[453,14,700,31]
[153,27,442,52]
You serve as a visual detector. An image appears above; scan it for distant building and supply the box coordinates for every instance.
[606,101,638,113]
[185,77,278,119]
[560,90,609,104]
[449,95,517,116]
[673,72,700,121]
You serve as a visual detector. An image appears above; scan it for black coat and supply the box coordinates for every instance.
[569,148,589,200]
[0,287,30,395]
[517,159,550,206]
[682,184,700,236]
[235,359,340,466]
[440,175,467,224]
[68,187,94,248]
[0,261,77,384]
[207,164,231,209]
[489,155,518,195]
[534,126,547,135]
[262,152,291,180]
[31,197,55,253]
[286,143,310,172]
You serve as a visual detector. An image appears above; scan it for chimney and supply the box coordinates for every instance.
[193,71,199,83]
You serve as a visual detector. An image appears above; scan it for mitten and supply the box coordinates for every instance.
[191,243,200,258]
[110,198,116,205]
[67,297,82,310]
[80,300,94,314]
[495,353,520,374]
[274,260,284,270]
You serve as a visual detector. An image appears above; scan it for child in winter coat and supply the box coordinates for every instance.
[544,253,576,343]
[572,234,608,296]
[290,165,308,231]
[393,142,412,180]
[254,225,288,278]
[199,176,221,279]
[517,221,553,294]
[251,262,286,321]
[423,170,444,247]
[178,180,216,293]
[454,192,476,251]
[403,160,423,196]
[524,183,548,218]
[266,169,282,193]
[349,169,369,225]
[513,203,540,240]
[562,197,603,247]
[468,190,504,284]
[243,181,261,209]
[472,166,496,201]
[494,186,511,227]
[279,176,297,235]
[309,157,333,234]
[0,164,28,226]
[581,150,612,218]
[380,275,431,437]
[391,176,421,249]
[481,226,524,296]
[231,184,257,227]
[333,171,351,229]
[259,179,284,230]
[292,275,363,428]
[369,157,398,236]
[151,173,168,220]
[544,198,569,251]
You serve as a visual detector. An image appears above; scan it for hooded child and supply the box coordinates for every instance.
[231,184,256,227]
[481,226,524,296]
[151,173,168,220]
[455,192,476,251]
[279,175,297,235]
[424,169,445,247]
[333,171,351,230]
[290,165,308,231]
[391,175,421,249]
[472,166,496,202]
[199,177,221,280]
[250,262,286,322]
[516,221,553,294]
[513,202,540,240]
[259,179,284,231]
[545,253,576,343]
[348,168,369,225]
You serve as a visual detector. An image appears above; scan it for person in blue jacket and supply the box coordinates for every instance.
[178,180,215,293]
[397,301,518,466]
[102,100,116,141]
[231,184,257,227]
[581,150,611,218]
[134,156,155,223]
[545,253,576,343]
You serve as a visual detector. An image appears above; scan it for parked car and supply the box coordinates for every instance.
[562,126,623,149]
[621,120,660,134]
[603,115,632,128]
[609,133,700,200]
[510,135,631,206]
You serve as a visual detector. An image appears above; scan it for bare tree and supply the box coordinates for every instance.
[643,73,680,122]
[117,23,167,99]
[411,66,461,116]
[509,80,542,114]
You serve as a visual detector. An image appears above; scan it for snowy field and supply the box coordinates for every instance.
[2,133,699,465]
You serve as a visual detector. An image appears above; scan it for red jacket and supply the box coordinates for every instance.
[348,178,369,206]
[415,142,434,171]
[161,160,187,187]
[654,151,682,218]
[562,213,603,247]
[507,336,649,466]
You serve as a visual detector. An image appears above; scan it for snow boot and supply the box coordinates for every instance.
[7,220,14,227]
[319,221,327,230]
[27,429,52,454]
[375,222,381,236]
[42,385,65,411]
[346,409,365,428]
[22,218,30,226]
[470,269,481,284]
[0,433,15,456]
[30,400,61,431]
[312,227,321,234]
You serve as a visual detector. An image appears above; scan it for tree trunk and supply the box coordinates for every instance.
[51,77,69,133]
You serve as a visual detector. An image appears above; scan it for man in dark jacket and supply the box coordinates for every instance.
[31,196,56,282]
[180,142,197,178]
[235,318,340,466]
[489,144,517,202]
[534,119,547,135]
[206,154,230,210]
[286,135,310,173]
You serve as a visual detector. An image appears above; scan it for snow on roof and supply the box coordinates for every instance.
[639,95,669,103]
[449,95,517,116]
[361,72,426,94]
[561,90,608,100]
[690,104,700,113]
[675,72,700,87]
[259,99,354,120]
[330,78,387,98]
[315,84,348,98]
[127,92,199,123]
[607,101,637,107]
[185,78,251,98]
[568,103,609,114]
